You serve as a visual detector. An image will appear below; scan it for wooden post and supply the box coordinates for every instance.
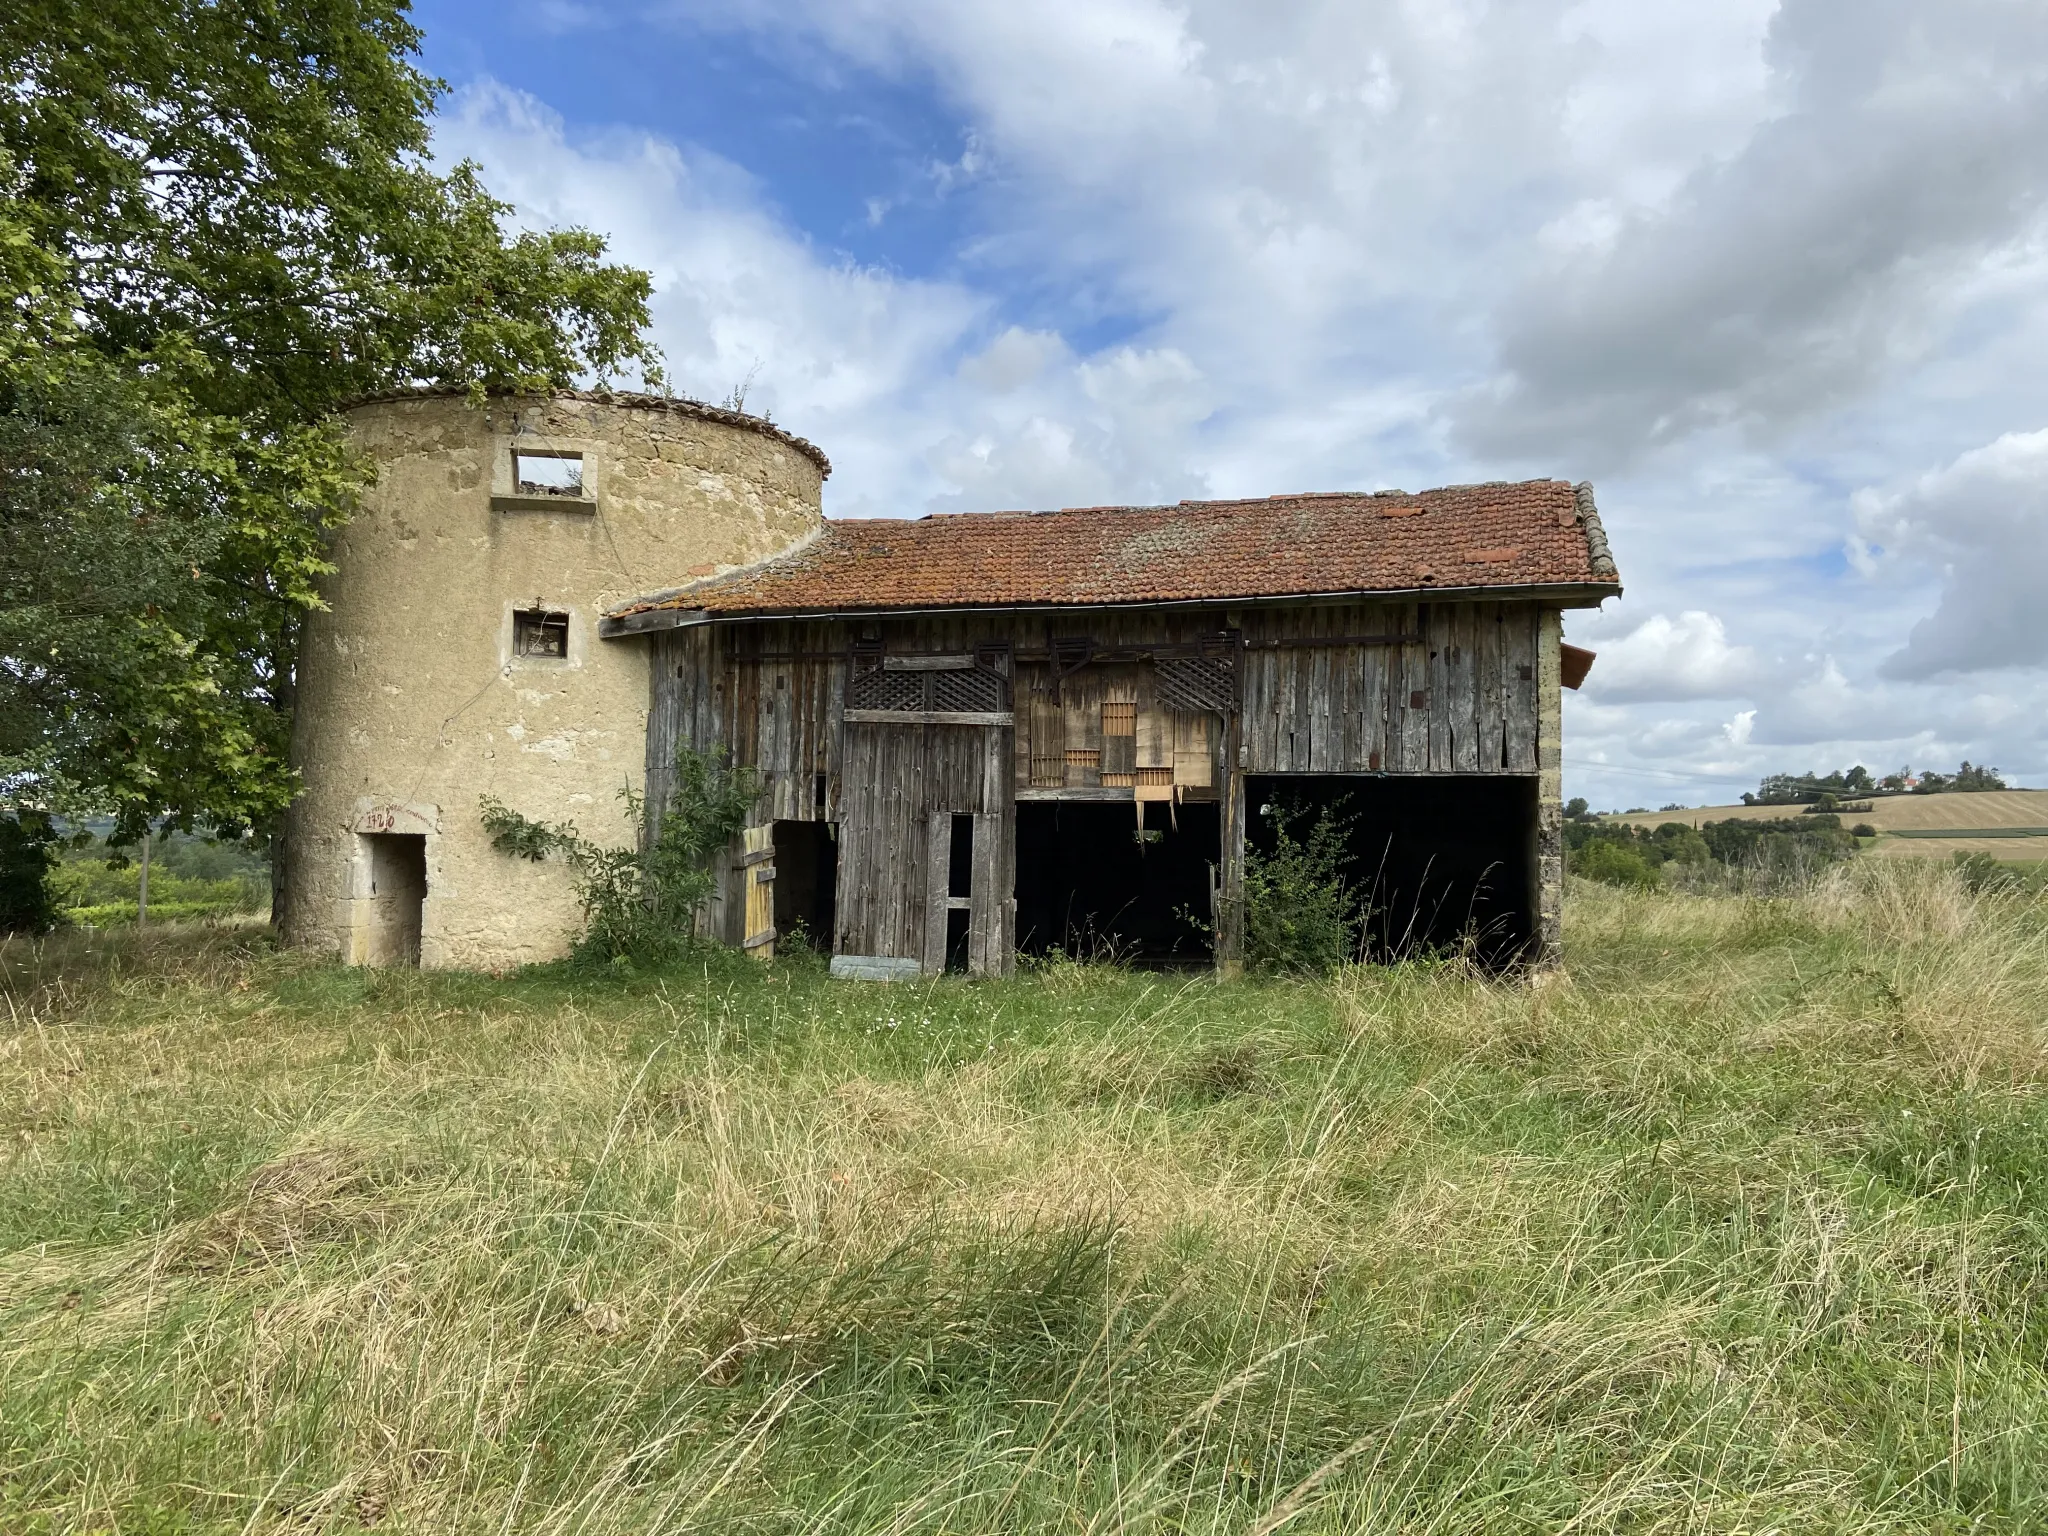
[137,830,150,926]
[924,809,951,976]
[1216,632,1246,977]
[1535,608,1564,968]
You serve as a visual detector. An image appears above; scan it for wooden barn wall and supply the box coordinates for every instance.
[1235,601,1542,777]
[644,600,1549,953]
[645,620,847,944]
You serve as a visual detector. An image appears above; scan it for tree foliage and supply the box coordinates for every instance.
[1743,761,2007,805]
[0,1,661,848]
[0,811,61,933]
[1567,814,1855,889]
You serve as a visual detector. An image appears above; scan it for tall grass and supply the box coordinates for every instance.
[4,862,2047,1531]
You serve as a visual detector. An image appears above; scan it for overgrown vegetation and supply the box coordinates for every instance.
[1240,799,1362,973]
[50,832,270,927]
[6,862,2048,1530]
[481,747,757,966]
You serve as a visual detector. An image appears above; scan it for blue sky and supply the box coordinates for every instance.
[413,0,2048,810]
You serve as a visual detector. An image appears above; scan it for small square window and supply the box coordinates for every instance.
[513,609,570,658]
[513,451,583,495]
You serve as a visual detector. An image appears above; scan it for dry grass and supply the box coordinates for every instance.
[4,862,2048,1532]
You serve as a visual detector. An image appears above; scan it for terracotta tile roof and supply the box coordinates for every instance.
[610,480,1619,623]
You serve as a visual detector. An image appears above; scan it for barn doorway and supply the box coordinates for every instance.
[772,820,837,954]
[1244,775,1536,968]
[359,833,426,966]
[1015,800,1219,966]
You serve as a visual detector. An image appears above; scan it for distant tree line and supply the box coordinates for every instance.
[1742,762,2006,806]
[1562,802,1859,889]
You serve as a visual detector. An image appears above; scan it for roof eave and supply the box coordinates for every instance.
[598,580,1623,638]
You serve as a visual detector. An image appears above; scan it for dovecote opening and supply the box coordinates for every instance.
[513,449,583,495]
[513,609,570,659]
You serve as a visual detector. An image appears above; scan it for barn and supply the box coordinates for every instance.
[604,483,1619,976]
[280,391,1616,975]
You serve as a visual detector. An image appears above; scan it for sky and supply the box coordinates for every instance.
[413,0,2048,810]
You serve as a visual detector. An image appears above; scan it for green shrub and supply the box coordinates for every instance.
[0,811,61,933]
[1699,813,1855,877]
[1953,850,2022,894]
[49,844,265,921]
[65,899,259,927]
[1569,837,1659,889]
[481,745,758,966]
[1648,822,1711,865]
[1242,800,1361,974]
[44,833,270,925]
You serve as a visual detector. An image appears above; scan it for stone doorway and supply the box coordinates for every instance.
[357,833,426,966]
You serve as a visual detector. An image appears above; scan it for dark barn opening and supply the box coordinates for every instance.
[1015,800,1219,966]
[1245,775,1537,968]
[772,820,837,953]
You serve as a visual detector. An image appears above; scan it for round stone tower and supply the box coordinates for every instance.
[281,390,828,969]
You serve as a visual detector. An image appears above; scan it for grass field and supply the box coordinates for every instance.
[5,865,2048,1533]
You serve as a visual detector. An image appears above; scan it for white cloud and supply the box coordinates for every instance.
[1461,0,2048,466]
[1856,427,2048,678]
[441,1,2048,796]
[1579,611,1763,703]
[434,82,1213,517]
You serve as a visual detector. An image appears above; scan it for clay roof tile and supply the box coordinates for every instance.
[610,479,1619,621]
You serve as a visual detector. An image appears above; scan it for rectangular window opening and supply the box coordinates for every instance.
[513,608,570,659]
[948,814,975,900]
[513,450,583,495]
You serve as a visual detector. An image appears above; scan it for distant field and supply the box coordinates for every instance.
[7,868,2048,1531]
[1605,788,2048,861]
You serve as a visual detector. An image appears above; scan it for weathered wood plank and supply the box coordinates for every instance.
[924,808,951,974]
[1360,605,1387,770]
[1450,604,1479,772]
[1306,605,1334,772]
[970,809,1000,974]
[842,709,1014,727]
[1504,605,1537,773]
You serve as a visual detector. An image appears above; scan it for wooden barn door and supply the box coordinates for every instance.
[836,718,1013,975]
[739,823,776,960]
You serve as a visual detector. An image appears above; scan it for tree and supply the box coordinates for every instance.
[0,1,660,856]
